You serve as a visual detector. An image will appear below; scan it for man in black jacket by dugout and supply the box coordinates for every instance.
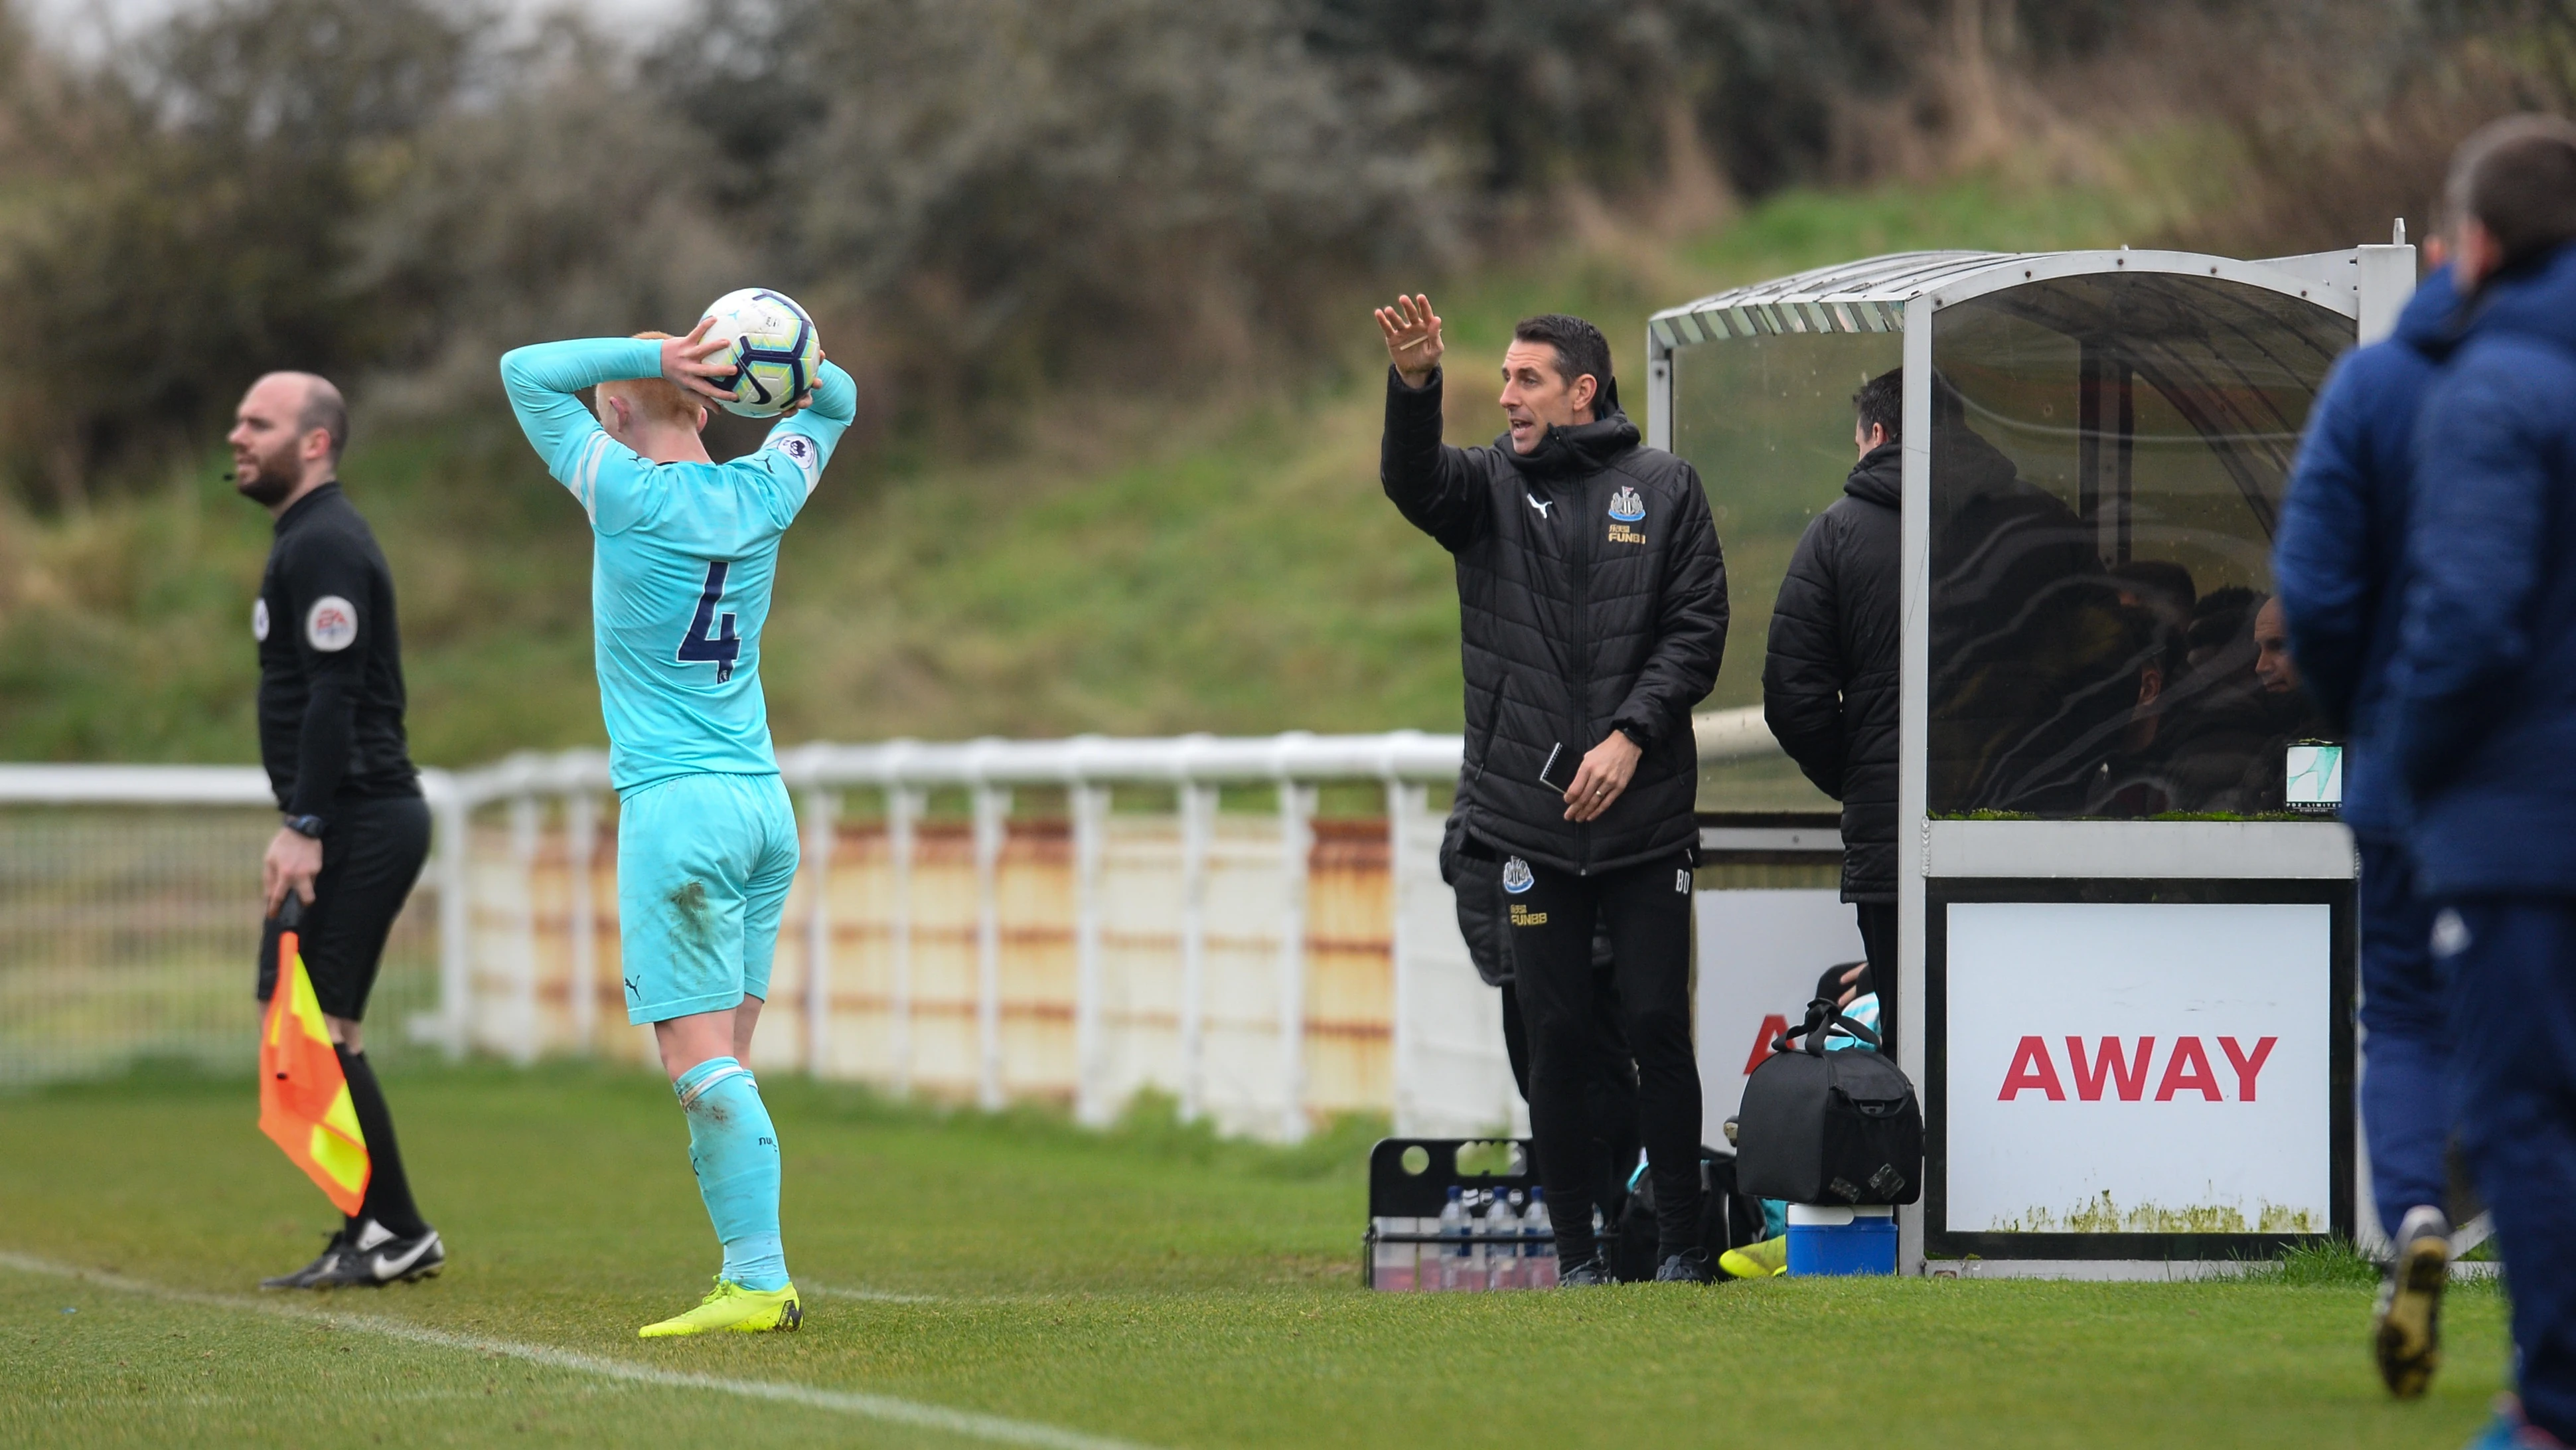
[1764,368,1903,1039]
[1375,293,1728,1284]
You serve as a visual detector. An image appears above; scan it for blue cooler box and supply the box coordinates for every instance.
[1786,1204,1896,1275]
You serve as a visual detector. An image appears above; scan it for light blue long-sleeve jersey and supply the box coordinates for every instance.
[499,337,856,795]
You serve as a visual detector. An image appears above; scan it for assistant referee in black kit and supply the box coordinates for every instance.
[230,371,444,1291]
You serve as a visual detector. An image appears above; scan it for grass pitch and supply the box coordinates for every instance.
[1,1064,2510,1448]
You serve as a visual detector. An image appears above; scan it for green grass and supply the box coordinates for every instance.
[0,168,2162,769]
[0,1063,2514,1447]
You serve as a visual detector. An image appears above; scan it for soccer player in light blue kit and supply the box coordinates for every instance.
[500,318,852,1336]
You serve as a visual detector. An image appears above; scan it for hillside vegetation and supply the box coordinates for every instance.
[0,174,2160,765]
[7,0,2563,766]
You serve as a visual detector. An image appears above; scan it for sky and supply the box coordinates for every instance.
[21,0,695,55]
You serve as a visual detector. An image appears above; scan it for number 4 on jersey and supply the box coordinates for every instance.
[678,560,741,683]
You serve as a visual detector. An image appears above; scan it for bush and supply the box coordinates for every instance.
[4,0,2571,508]
[0,0,467,504]
[650,0,1462,430]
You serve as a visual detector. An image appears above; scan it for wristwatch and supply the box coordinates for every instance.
[283,814,328,840]
[1615,724,1651,750]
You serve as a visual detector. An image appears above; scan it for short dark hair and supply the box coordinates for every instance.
[2109,559,2196,614]
[297,376,349,463]
[1853,368,1902,445]
[1512,314,1614,412]
[2448,114,2576,269]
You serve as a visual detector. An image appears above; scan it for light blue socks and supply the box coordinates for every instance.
[672,1056,789,1292]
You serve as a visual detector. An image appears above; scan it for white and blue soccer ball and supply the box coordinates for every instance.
[698,288,821,419]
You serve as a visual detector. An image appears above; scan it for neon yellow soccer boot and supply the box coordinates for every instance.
[1718,1235,1789,1279]
[638,1277,803,1338]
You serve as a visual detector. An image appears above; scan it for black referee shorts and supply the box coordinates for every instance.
[256,794,433,1021]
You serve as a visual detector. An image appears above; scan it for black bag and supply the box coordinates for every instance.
[1701,1150,1770,1251]
[1734,997,1924,1206]
[1611,1145,1771,1279]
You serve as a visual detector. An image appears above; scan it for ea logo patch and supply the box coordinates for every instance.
[765,432,822,490]
[251,598,270,642]
[1607,485,1645,523]
[305,596,358,653]
[1502,856,1534,894]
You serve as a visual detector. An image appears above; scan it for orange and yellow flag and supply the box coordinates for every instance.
[258,922,370,1214]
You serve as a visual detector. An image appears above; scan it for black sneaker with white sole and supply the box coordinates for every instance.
[1557,1254,1618,1287]
[1654,1248,1714,1284]
[259,1230,350,1291]
[2375,1203,2450,1399]
[305,1220,445,1288]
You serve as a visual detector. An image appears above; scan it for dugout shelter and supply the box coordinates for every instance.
[1657,238,2419,1277]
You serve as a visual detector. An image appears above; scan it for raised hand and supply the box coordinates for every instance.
[1374,293,1444,387]
[660,316,739,402]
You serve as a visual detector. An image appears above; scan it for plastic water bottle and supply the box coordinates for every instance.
[1523,1187,1558,1288]
[1436,1186,1470,1291]
[1370,1215,1418,1292]
[1485,1190,1521,1290]
[1460,1190,1488,1292]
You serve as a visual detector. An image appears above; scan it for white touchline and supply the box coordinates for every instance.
[799,1281,946,1304]
[0,1251,1160,1450]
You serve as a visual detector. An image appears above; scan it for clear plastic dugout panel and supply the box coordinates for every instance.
[1924,274,2351,821]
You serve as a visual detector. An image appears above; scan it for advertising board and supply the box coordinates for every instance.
[1937,896,2344,1254]
[1693,889,1864,1144]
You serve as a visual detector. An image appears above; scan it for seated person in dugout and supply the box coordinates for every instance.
[1924,382,2138,817]
[1922,380,2321,818]
[2090,587,2320,816]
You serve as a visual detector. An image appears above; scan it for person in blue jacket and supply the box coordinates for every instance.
[2390,114,2576,1450]
[2275,256,2460,1400]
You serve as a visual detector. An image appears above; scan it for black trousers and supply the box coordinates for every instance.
[1509,850,1702,1262]
[1499,965,1640,1224]
[257,794,433,1020]
[1855,900,1897,1055]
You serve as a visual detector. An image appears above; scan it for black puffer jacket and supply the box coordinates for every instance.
[1383,367,1728,875]
[1764,444,1901,902]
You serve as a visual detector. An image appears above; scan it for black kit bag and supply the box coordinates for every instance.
[1611,1146,1770,1279]
[1734,998,1924,1206]
[1699,1149,1770,1252]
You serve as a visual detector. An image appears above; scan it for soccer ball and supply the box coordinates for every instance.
[698,288,822,419]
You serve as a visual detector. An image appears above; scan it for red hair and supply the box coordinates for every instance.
[595,331,705,431]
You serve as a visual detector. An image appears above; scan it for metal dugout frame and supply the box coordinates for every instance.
[1648,240,2418,1275]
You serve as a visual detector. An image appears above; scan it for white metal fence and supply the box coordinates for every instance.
[0,712,1781,1141]
[0,766,442,1087]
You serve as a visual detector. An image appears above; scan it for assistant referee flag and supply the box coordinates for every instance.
[258,908,370,1214]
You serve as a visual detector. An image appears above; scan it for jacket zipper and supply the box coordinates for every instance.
[1566,467,1597,875]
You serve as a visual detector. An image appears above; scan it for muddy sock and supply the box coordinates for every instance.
[672,1057,787,1292]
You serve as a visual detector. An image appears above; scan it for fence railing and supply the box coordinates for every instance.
[0,710,1781,1139]
[0,764,447,1087]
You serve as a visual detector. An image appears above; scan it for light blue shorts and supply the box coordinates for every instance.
[616,771,800,1025]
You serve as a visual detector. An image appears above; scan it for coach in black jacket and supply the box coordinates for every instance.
[1376,294,1728,1283]
[1764,368,1902,1035]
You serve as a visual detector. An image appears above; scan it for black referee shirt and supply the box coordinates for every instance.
[255,483,420,818]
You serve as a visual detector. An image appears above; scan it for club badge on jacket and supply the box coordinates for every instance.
[1607,485,1647,544]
